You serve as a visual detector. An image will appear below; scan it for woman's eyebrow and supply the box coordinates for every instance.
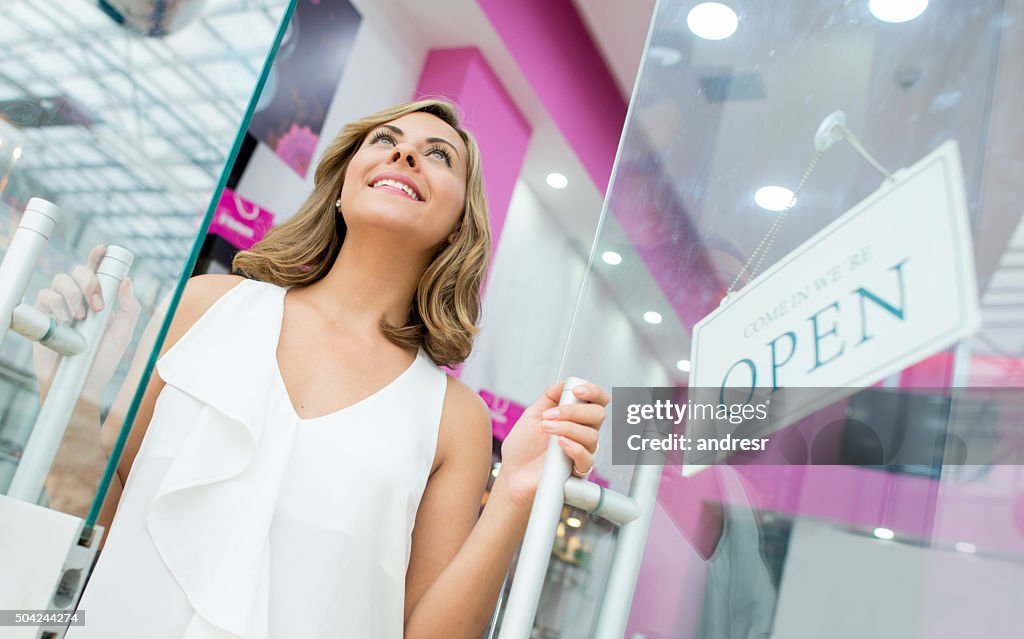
[426,137,461,160]
[380,124,461,160]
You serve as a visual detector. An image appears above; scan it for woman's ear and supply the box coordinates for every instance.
[447,225,461,244]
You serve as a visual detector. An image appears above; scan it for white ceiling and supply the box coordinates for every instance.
[574,0,658,99]
[0,0,288,271]
[3,0,1018,367]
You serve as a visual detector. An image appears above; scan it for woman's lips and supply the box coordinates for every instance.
[373,184,419,201]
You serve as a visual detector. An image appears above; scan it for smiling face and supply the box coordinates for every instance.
[338,111,470,252]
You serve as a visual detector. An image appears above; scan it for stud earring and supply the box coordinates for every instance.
[335,198,342,208]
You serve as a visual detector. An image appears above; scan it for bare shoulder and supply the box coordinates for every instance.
[436,375,492,467]
[441,375,491,430]
[155,274,248,359]
[176,273,247,314]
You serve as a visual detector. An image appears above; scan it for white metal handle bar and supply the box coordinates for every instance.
[11,303,88,356]
[8,245,134,503]
[0,197,60,351]
[498,376,590,639]
[563,477,640,525]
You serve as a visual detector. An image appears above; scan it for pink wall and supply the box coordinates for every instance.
[477,0,625,194]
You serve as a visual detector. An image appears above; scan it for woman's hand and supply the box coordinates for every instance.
[32,245,141,403]
[495,380,610,512]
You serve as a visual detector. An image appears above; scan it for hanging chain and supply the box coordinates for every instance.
[724,149,824,297]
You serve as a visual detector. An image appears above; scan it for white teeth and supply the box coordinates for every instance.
[372,178,419,200]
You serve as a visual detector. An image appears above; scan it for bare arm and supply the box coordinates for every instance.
[403,380,608,639]
[402,378,529,639]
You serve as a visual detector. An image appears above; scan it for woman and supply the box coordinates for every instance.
[39,99,608,638]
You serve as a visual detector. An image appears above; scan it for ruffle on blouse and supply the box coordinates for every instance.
[147,279,294,639]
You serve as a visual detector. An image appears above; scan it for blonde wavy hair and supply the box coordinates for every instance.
[232,99,491,368]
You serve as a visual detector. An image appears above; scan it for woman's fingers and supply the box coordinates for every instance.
[85,245,105,272]
[557,435,594,475]
[541,419,599,453]
[70,263,104,312]
[49,273,86,320]
[35,287,71,323]
[542,403,605,429]
[541,380,566,405]
[572,382,610,406]
[37,245,108,323]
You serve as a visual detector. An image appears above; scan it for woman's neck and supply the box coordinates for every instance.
[298,235,431,333]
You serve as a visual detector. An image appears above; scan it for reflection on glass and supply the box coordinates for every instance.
[551,0,1024,637]
[0,0,289,535]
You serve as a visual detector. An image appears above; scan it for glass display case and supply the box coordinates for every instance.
[0,0,292,630]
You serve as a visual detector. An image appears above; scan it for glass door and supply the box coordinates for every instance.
[0,0,293,626]
[525,0,1024,637]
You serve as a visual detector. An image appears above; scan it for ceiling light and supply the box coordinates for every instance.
[566,516,582,528]
[954,541,977,554]
[602,251,622,265]
[647,45,683,66]
[643,311,662,324]
[873,527,895,540]
[687,2,739,40]
[869,0,928,23]
[677,360,691,372]
[546,172,568,189]
[754,185,795,211]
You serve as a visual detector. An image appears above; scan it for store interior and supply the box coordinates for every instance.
[1,0,1023,638]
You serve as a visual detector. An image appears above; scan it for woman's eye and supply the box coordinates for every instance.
[370,131,396,145]
[426,147,453,166]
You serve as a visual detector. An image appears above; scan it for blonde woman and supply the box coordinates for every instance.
[38,98,607,638]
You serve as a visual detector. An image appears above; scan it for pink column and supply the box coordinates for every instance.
[414,47,531,254]
[477,0,624,194]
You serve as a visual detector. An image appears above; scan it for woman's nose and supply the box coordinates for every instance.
[389,144,417,169]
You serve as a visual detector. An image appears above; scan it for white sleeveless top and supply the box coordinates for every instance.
[66,278,448,639]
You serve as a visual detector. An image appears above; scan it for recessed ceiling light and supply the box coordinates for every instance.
[546,172,568,189]
[643,311,662,324]
[602,251,622,265]
[754,185,795,211]
[954,541,977,554]
[687,2,739,40]
[647,45,683,66]
[677,359,691,372]
[869,0,928,23]
[873,527,895,540]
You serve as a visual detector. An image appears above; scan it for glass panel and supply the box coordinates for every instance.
[549,0,1024,637]
[0,0,291,568]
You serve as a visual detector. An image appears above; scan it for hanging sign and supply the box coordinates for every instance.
[686,140,980,456]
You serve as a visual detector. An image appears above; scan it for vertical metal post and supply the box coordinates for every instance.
[497,376,588,639]
[0,198,59,350]
[592,427,665,639]
[8,247,134,503]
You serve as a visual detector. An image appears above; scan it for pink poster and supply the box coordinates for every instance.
[208,187,275,250]
[479,389,525,442]
[248,0,361,177]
